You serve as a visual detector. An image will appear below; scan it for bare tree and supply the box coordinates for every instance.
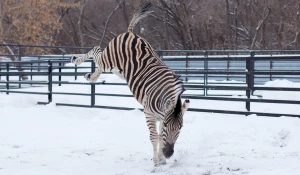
[77,0,89,47]
[1,0,298,51]
[99,0,124,47]
[250,5,271,50]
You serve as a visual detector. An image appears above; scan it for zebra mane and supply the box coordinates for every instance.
[128,2,153,33]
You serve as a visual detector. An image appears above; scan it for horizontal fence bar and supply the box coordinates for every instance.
[0,72,48,76]
[253,71,300,75]
[0,60,49,64]
[162,56,300,61]
[0,81,48,85]
[0,43,92,49]
[51,72,87,76]
[56,103,142,111]
[37,102,50,105]
[51,72,111,76]
[52,92,91,96]
[183,95,300,104]
[157,49,300,53]
[95,93,133,97]
[253,87,300,91]
[175,71,300,75]
[51,81,127,85]
[91,82,128,86]
[188,108,300,118]
[184,85,249,90]
[0,90,48,95]
[52,66,91,69]
[50,60,90,63]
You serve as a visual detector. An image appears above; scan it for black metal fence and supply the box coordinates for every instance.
[1,46,300,118]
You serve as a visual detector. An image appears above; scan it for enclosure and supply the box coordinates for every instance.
[1,45,300,174]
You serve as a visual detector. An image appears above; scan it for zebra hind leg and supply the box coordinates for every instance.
[144,112,160,166]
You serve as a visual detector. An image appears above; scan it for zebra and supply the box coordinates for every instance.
[70,2,190,166]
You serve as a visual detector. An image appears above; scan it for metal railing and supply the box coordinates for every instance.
[1,47,300,118]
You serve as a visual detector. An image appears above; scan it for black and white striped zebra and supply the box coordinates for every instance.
[71,3,190,166]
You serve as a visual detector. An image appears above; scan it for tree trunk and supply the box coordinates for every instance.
[77,0,89,47]
[250,7,271,50]
[295,2,300,49]
[225,0,233,49]
[181,2,194,50]
[163,10,171,50]
[206,17,213,50]
[234,0,239,50]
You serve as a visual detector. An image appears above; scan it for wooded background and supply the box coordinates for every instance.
[0,0,299,55]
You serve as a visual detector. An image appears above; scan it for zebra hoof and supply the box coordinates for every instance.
[158,159,166,165]
[153,160,166,167]
[71,56,77,63]
[84,73,91,81]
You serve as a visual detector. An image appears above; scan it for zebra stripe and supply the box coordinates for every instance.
[71,2,190,166]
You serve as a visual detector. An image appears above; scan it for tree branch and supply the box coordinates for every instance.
[99,0,123,47]
[250,7,271,50]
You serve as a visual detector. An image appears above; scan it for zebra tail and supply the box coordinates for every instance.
[128,2,153,33]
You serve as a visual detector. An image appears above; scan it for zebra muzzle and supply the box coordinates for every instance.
[162,142,174,159]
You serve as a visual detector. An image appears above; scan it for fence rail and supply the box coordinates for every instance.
[1,46,300,118]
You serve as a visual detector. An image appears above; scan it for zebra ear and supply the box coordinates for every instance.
[181,99,190,114]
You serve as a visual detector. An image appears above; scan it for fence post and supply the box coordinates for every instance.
[75,64,77,80]
[246,51,255,112]
[91,61,96,107]
[227,59,230,81]
[38,56,40,72]
[30,62,33,86]
[185,53,189,82]
[250,52,255,95]
[59,62,62,86]
[18,70,21,88]
[6,63,9,95]
[204,51,208,96]
[157,50,162,60]
[18,45,22,61]
[30,62,33,81]
[48,60,53,103]
[18,45,22,88]
[270,61,273,81]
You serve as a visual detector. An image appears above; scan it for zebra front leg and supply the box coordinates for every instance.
[158,120,166,165]
[71,55,89,65]
[85,68,102,82]
[144,112,159,166]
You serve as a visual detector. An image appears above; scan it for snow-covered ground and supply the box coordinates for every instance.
[0,63,300,175]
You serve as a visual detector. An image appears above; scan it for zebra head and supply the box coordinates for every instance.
[162,98,190,159]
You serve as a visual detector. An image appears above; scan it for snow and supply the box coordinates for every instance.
[1,63,300,175]
[162,54,300,59]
